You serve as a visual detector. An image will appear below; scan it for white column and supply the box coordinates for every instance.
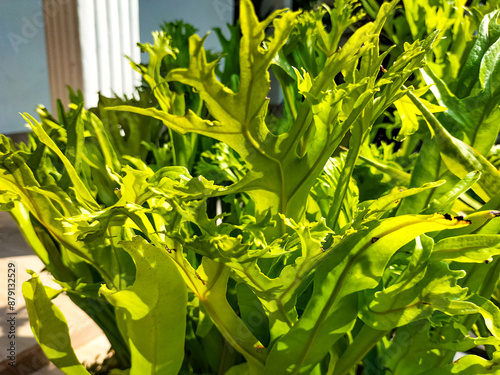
[42,0,83,111]
[43,0,141,108]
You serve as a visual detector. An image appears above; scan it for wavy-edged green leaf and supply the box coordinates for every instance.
[22,270,91,375]
[2,195,50,263]
[91,89,164,162]
[195,142,247,184]
[276,218,331,301]
[445,295,500,339]
[109,0,300,226]
[83,110,121,173]
[439,335,500,353]
[376,320,443,375]
[263,293,358,375]
[422,352,500,375]
[326,27,438,232]
[99,236,187,375]
[360,236,472,330]
[0,151,103,272]
[394,87,446,141]
[377,318,492,375]
[264,214,470,374]
[423,66,500,157]
[108,105,226,142]
[431,234,500,263]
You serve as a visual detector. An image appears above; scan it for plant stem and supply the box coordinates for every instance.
[332,324,388,375]
[218,339,236,375]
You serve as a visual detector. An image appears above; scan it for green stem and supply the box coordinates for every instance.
[333,324,388,375]
[356,153,411,185]
[327,125,362,229]
[476,317,496,359]
[217,339,236,375]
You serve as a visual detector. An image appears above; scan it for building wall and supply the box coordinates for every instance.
[0,0,235,135]
[139,0,234,56]
[0,0,51,135]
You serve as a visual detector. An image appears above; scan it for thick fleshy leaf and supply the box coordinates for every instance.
[236,282,270,346]
[194,257,267,373]
[397,138,448,215]
[406,89,500,202]
[422,170,481,214]
[354,180,445,227]
[420,11,500,156]
[22,271,91,375]
[264,214,469,374]
[99,236,187,375]
[431,234,500,263]
[456,10,500,98]
[21,113,100,211]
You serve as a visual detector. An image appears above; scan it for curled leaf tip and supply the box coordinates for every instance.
[98,284,111,297]
[26,269,37,277]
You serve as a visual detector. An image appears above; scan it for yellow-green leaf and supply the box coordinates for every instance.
[99,236,187,375]
[22,270,91,375]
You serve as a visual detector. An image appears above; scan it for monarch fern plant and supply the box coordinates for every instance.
[1,1,500,374]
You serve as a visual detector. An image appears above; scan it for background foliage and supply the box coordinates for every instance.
[2,0,500,374]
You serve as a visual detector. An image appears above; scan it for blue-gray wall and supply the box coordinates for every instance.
[139,0,234,56]
[0,0,234,135]
[0,0,51,134]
